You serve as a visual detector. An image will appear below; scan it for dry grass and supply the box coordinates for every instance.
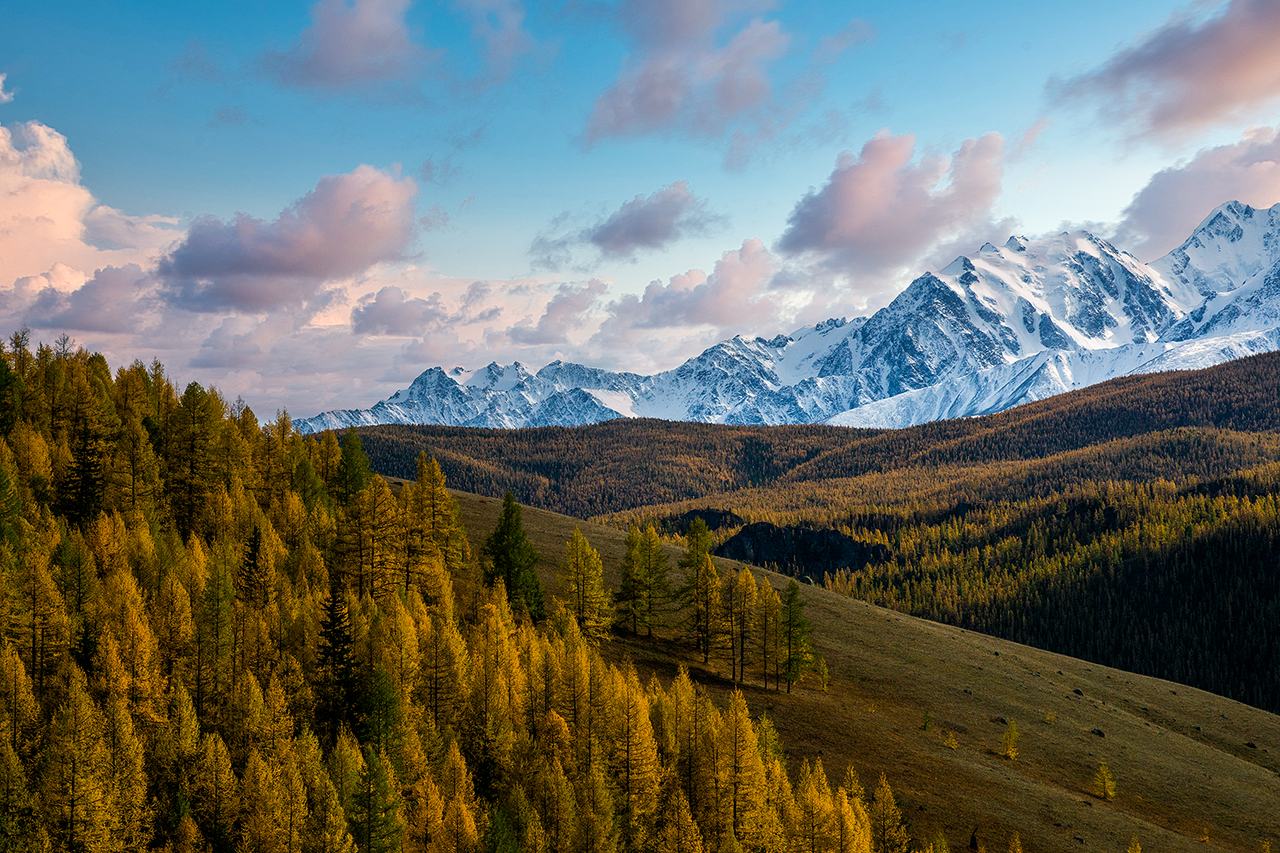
[451,488,1280,853]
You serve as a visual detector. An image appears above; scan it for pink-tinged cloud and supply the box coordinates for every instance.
[262,0,430,91]
[157,165,417,312]
[26,264,155,334]
[1113,125,1280,260]
[777,130,1006,277]
[589,181,716,257]
[0,121,180,291]
[1051,0,1280,140]
[587,0,789,144]
[604,238,780,331]
[531,181,719,270]
[351,285,451,335]
[507,279,607,345]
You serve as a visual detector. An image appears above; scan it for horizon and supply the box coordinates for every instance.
[4,0,1280,418]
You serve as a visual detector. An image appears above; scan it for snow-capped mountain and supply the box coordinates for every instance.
[295,200,1280,434]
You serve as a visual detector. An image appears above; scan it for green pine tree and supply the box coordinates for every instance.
[482,492,544,620]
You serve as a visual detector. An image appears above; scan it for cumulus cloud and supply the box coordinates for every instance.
[157,165,418,312]
[507,279,607,345]
[532,181,720,270]
[582,238,811,370]
[0,74,14,105]
[261,0,432,91]
[586,0,789,146]
[617,237,777,328]
[351,285,450,335]
[25,264,156,334]
[1051,0,1280,141]
[1112,125,1280,260]
[776,130,1007,281]
[0,121,181,291]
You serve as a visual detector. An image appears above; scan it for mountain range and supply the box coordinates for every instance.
[295,200,1280,433]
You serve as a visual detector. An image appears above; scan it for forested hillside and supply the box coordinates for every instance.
[0,332,909,853]
[354,352,1280,715]
[356,351,1280,519]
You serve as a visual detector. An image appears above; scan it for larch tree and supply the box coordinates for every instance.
[559,528,612,643]
[794,758,836,853]
[686,553,725,665]
[653,786,704,853]
[725,567,758,685]
[191,732,240,851]
[718,690,765,845]
[755,578,780,689]
[39,669,115,853]
[610,667,660,852]
[869,774,910,853]
[834,787,872,853]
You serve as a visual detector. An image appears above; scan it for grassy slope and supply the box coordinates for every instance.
[453,489,1280,853]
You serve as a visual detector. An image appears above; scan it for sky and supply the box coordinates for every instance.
[4,0,1280,418]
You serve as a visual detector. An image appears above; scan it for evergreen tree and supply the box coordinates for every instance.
[780,581,813,694]
[351,748,404,853]
[337,429,372,506]
[317,581,359,746]
[482,492,544,620]
[618,524,670,636]
[169,382,218,538]
[617,525,643,635]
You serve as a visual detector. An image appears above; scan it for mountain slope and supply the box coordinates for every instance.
[297,200,1280,433]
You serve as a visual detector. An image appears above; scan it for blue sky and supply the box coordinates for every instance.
[3,0,1280,416]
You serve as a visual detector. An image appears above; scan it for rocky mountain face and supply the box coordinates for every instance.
[296,201,1280,434]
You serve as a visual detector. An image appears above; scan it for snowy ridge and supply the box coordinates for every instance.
[294,201,1280,434]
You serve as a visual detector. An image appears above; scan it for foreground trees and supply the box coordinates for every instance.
[0,334,894,853]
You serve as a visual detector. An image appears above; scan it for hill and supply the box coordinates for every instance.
[451,490,1280,853]
[358,352,1280,716]
[355,350,1280,520]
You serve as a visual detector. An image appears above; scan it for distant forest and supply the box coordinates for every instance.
[358,352,1280,714]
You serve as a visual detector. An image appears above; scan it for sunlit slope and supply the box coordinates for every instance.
[453,490,1280,853]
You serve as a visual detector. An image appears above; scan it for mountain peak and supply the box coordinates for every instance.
[294,201,1280,435]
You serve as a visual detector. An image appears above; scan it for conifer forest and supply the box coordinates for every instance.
[0,334,892,853]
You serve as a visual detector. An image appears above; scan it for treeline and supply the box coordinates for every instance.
[0,332,921,853]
